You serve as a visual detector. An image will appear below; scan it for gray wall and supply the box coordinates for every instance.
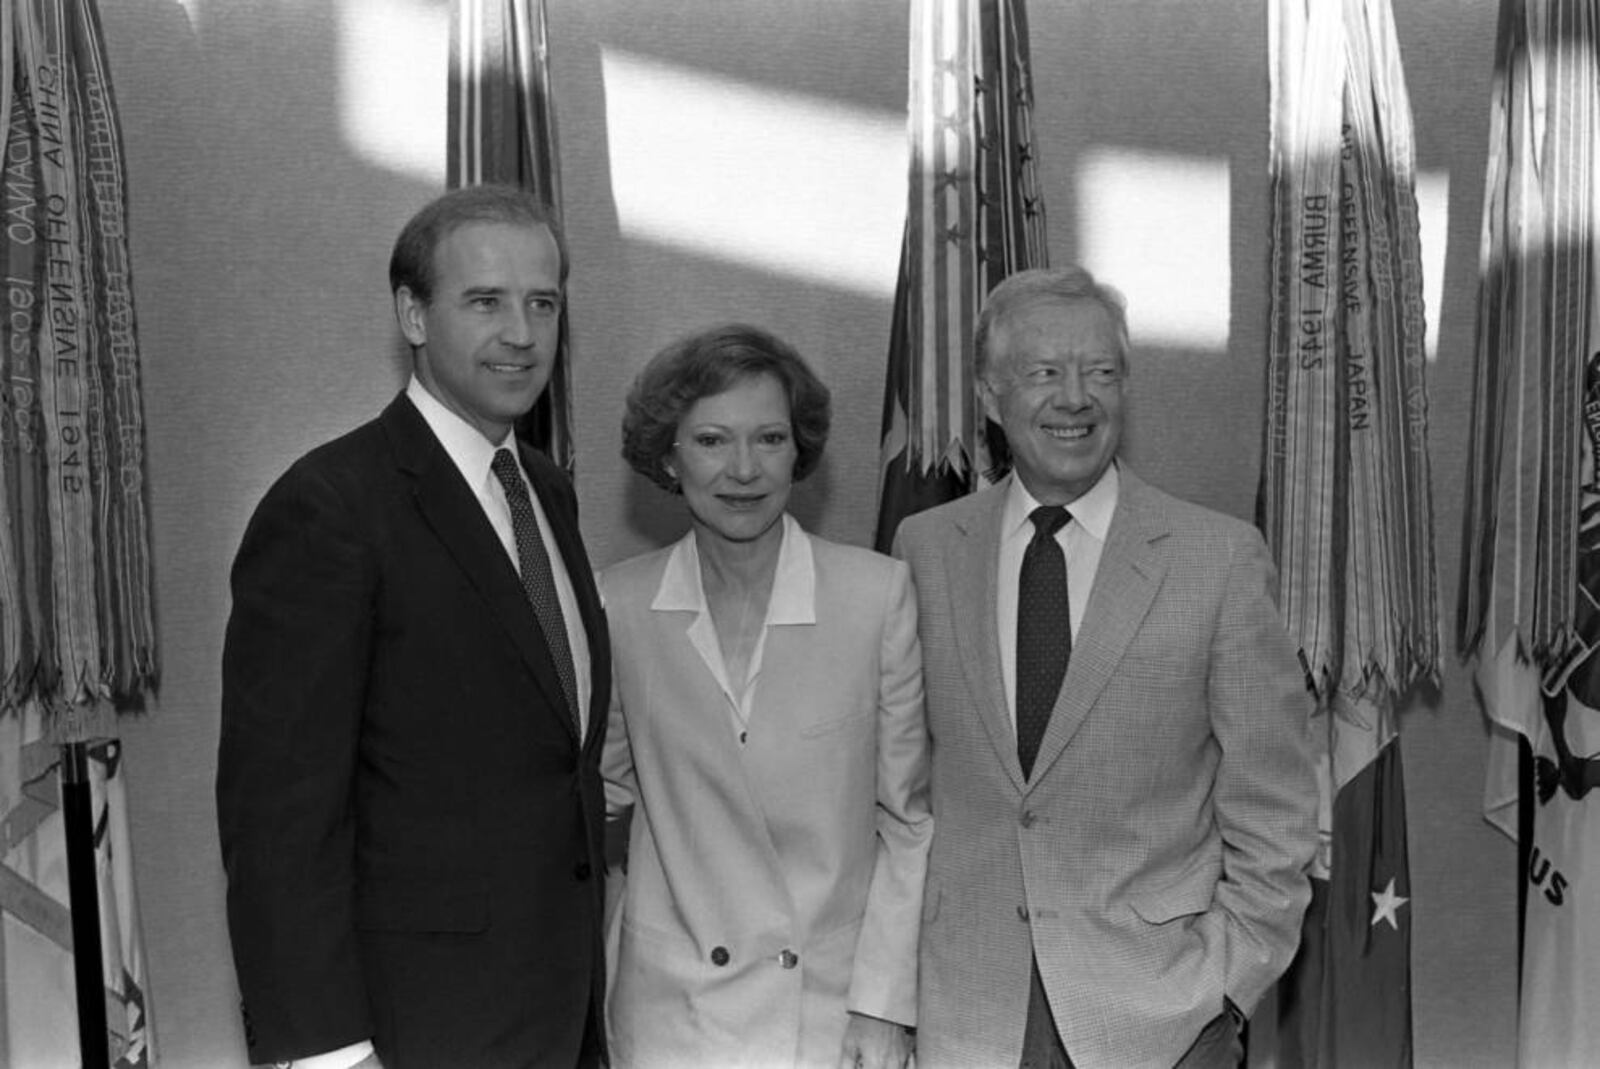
[99,1,1512,1066]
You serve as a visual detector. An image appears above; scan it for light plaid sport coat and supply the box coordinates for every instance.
[894,466,1316,1069]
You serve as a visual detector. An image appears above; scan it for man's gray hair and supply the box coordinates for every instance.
[974,266,1131,379]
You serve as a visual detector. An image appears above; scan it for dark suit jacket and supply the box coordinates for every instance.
[217,393,611,1068]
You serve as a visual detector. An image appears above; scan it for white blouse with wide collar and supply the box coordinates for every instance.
[650,513,816,742]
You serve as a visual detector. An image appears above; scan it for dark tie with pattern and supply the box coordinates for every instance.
[491,448,580,732]
[1016,505,1072,780]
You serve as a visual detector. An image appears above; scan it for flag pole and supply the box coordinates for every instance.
[59,740,109,1069]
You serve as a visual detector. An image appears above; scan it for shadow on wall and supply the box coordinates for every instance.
[1028,0,1270,525]
[551,0,906,566]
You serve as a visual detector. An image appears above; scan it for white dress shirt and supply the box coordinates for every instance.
[995,462,1119,729]
[651,513,814,742]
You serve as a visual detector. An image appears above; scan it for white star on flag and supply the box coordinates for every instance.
[1370,877,1409,930]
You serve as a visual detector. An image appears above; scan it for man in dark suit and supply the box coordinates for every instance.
[217,185,610,1069]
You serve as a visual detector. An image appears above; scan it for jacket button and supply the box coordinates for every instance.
[1017,905,1030,922]
[574,861,592,881]
[711,946,730,966]
[1020,810,1036,828]
[778,949,799,969]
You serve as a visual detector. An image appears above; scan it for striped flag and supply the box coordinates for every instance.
[0,0,158,1063]
[448,0,573,472]
[2,704,151,1067]
[873,0,1048,552]
[1461,2,1600,1064]
[1263,0,1437,1064]
[0,0,156,712]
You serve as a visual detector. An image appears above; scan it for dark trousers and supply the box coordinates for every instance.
[578,1002,606,1069]
[1019,958,1244,1069]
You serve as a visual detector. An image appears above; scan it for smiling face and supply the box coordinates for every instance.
[396,220,563,443]
[669,373,797,549]
[981,296,1127,505]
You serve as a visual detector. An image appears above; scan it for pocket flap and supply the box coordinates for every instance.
[1127,856,1219,924]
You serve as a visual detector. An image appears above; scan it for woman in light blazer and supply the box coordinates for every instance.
[601,325,931,1069]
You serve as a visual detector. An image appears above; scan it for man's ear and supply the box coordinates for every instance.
[978,373,1003,425]
[395,286,427,347]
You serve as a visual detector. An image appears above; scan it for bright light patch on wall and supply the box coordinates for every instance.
[1415,170,1449,362]
[337,0,446,184]
[1077,148,1231,352]
[602,48,906,296]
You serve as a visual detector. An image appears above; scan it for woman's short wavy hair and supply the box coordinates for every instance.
[622,324,832,493]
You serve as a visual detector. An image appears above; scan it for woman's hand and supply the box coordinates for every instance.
[838,1011,913,1069]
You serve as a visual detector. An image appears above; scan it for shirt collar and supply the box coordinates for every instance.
[1002,461,1120,544]
[407,375,516,488]
[652,513,816,625]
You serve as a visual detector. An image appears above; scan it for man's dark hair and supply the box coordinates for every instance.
[388,184,568,301]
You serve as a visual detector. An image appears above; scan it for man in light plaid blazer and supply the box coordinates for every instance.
[893,267,1317,1069]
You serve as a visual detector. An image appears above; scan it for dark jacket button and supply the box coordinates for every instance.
[711,946,730,966]
[574,861,592,881]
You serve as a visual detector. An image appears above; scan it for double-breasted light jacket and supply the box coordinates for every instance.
[601,517,931,1068]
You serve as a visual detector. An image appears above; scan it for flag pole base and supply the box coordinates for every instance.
[60,741,110,1069]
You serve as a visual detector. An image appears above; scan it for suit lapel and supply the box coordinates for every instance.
[1027,467,1169,785]
[743,618,820,909]
[945,484,1029,793]
[380,395,577,740]
[647,535,796,906]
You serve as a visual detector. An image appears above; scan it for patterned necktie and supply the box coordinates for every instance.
[491,448,580,733]
[1016,505,1072,780]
